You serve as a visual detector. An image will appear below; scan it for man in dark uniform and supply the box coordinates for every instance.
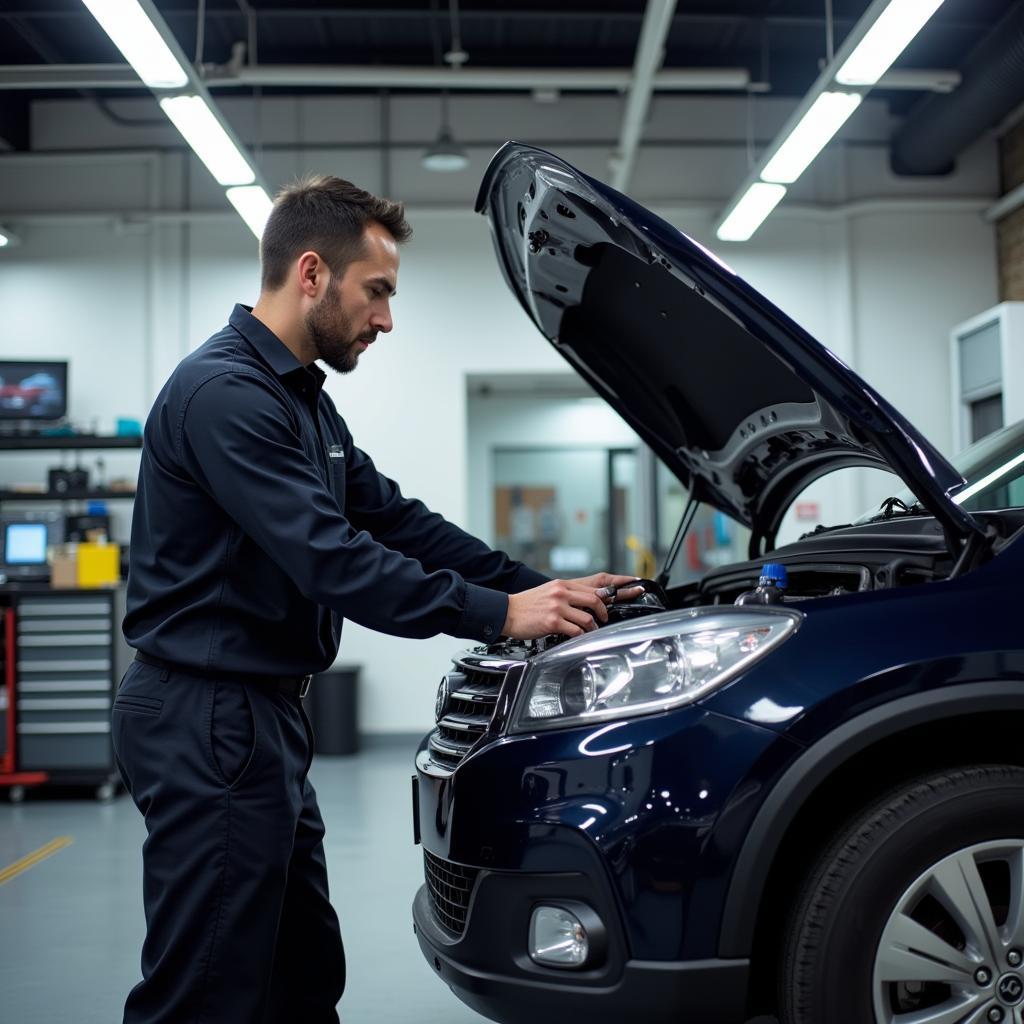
[114,175,639,1024]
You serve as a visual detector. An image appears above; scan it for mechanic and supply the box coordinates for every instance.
[113,174,640,1024]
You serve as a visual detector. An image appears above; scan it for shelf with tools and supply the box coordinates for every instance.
[0,436,141,509]
[0,434,140,591]
[0,435,143,451]
[0,490,136,503]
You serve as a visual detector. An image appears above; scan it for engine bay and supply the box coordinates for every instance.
[477,509,1023,661]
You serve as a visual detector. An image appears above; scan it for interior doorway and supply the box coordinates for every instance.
[466,373,655,579]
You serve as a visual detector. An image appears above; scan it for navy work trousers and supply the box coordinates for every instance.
[112,660,346,1023]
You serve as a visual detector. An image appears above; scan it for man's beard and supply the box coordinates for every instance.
[304,285,372,374]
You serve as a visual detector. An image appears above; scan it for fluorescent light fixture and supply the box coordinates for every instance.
[226,185,273,239]
[80,0,188,89]
[762,91,863,184]
[82,0,268,243]
[716,183,787,242]
[159,95,255,186]
[716,0,947,242]
[836,0,946,87]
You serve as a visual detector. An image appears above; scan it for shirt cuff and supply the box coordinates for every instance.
[458,582,509,643]
[511,563,551,593]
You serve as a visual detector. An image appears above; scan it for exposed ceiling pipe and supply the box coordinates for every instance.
[611,0,678,191]
[0,62,963,96]
[216,63,751,93]
[985,181,1024,224]
[0,64,136,89]
[0,63,753,93]
[891,1,1024,176]
[877,68,959,93]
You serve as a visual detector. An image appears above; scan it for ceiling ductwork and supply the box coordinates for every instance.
[891,1,1024,176]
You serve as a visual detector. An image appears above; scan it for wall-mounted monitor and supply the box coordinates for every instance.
[0,360,68,421]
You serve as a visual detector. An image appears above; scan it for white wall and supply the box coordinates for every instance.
[0,107,1001,731]
[0,194,157,543]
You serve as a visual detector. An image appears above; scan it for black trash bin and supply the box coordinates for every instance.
[306,665,360,755]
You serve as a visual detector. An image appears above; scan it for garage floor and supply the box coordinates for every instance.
[0,740,486,1024]
[1,740,779,1024]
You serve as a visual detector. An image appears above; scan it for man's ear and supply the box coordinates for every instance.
[297,251,324,299]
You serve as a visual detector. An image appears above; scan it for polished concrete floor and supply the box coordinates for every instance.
[0,740,487,1024]
[1,741,778,1024]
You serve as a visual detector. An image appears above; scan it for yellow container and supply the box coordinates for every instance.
[76,542,120,588]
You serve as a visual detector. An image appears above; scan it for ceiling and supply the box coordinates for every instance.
[0,0,1020,205]
[0,1,1017,113]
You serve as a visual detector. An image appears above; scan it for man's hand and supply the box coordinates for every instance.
[567,572,646,604]
[502,574,646,641]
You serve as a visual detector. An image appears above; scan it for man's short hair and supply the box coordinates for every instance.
[260,175,412,291]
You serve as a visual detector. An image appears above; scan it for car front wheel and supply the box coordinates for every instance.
[780,765,1024,1024]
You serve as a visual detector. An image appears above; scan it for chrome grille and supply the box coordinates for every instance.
[424,850,479,935]
[428,659,508,773]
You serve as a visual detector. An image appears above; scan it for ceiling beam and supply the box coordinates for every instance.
[611,0,678,192]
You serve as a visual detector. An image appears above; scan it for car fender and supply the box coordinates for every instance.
[717,678,1024,957]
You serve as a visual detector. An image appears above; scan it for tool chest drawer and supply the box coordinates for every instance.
[9,590,127,776]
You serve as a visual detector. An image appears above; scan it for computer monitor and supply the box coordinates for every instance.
[0,512,61,583]
[0,360,68,421]
[5,523,47,565]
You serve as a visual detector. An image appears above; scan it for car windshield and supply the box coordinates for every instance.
[855,419,1024,523]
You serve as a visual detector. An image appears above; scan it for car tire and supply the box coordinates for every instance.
[779,764,1024,1024]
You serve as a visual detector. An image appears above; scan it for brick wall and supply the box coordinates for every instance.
[999,116,1024,301]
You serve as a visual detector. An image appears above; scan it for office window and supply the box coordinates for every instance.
[958,319,1003,444]
[970,393,1004,443]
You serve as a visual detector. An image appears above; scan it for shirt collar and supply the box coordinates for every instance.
[229,303,310,380]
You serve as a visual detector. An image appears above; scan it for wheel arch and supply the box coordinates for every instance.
[718,679,1024,961]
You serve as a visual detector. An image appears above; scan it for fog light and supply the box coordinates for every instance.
[529,905,590,967]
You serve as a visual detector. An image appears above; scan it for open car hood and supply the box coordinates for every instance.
[475,143,982,552]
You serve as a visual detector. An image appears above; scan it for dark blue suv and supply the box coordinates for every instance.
[411,144,1024,1024]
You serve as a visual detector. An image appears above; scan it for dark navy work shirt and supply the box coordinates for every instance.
[124,304,548,677]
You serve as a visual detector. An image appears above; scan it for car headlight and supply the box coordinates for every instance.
[510,607,801,732]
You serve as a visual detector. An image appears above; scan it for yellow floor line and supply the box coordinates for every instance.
[0,836,74,886]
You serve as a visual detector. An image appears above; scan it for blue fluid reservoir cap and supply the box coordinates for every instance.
[759,562,788,588]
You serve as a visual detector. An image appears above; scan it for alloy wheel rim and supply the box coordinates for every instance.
[872,839,1024,1024]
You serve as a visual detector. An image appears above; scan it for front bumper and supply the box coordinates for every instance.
[412,880,749,1024]
[410,700,792,1022]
